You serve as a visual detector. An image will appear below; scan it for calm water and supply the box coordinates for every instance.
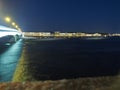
[1,37,120,82]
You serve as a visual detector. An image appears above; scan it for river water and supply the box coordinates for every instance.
[0,37,120,82]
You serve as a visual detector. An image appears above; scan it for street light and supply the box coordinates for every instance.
[5,17,11,23]
[4,16,22,32]
[12,22,16,26]
[15,25,18,28]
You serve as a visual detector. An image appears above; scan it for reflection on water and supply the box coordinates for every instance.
[0,39,23,82]
[12,46,33,82]
[1,38,120,82]
[12,38,120,82]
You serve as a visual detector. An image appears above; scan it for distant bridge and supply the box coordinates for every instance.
[0,25,23,44]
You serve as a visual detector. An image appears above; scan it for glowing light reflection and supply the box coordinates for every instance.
[0,39,23,82]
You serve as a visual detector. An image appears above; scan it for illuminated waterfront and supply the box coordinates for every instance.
[1,37,120,82]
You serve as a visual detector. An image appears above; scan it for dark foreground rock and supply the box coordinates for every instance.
[0,76,120,90]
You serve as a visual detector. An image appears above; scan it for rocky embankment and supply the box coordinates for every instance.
[0,76,120,90]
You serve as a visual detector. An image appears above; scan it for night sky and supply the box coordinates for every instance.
[0,0,120,33]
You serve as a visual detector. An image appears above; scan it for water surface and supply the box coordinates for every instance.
[1,37,120,82]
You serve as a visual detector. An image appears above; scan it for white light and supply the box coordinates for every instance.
[0,32,8,37]
[0,25,18,32]
[0,31,20,38]
[0,25,22,38]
